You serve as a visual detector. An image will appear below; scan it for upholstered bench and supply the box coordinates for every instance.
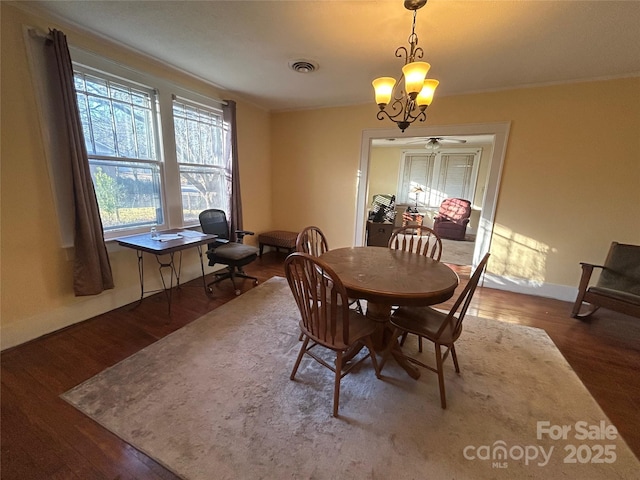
[258,230,298,257]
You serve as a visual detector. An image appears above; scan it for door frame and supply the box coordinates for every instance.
[355,122,511,267]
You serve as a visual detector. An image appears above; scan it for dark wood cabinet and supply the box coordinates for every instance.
[366,222,394,247]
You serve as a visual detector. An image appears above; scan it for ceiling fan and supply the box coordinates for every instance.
[405,137,468,149]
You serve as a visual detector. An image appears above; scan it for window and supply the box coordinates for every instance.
[172,98,230,224]
[399,153,436,206]
[398,148,482,208]
[74,67,164,233]
[25,35,229,244]
[68,52,229,240]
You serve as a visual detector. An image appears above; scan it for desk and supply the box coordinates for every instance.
[116,229,218,315]
[320,246,459,378]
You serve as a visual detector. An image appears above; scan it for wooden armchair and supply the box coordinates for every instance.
[571,242,640,320]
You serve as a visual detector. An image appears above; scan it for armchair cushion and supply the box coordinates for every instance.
[588,287,640,307]
[434,198,472,225]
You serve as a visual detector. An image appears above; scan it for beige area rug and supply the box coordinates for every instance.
[62,277,639,479]
[440,238,475,266]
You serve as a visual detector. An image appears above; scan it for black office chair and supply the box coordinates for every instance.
[199,209,259,295]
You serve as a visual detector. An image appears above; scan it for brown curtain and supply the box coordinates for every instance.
[49,29,114,295]
[223,100,242,242]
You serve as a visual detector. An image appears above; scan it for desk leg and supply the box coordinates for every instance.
[155,253,177,316]
[174,251,183,287]
[196,245,209,294]
[131,249,187,317]
[135,250,145,305]
[366,302,421,380]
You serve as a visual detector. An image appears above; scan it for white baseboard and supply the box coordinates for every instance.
[1,263,215,351]
[483,273,577,303]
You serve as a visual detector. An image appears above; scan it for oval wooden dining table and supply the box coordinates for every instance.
[320,246,459,379]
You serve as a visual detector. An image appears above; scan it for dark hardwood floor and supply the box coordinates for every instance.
[2,253,639,479]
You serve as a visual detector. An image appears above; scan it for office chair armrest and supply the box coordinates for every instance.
[235,229,255,243]
[206,238,229,252]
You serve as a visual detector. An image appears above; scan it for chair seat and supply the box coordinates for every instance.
[301,309,378,350]
[211,242,259,261]
[392,306,460,345]
[588,286,640,306]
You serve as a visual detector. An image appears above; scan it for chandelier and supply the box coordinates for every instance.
[372,0,439,132]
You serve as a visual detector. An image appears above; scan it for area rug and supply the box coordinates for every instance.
[62,277,639,479]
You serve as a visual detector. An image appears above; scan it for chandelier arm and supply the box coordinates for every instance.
[412,46,424,62]
[376,96,428,132]
[395,46,409,64]
[376,97,406,122]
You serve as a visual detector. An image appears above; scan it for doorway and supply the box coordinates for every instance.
[354,122,511,268]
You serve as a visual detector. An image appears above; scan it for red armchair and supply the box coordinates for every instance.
[433,198,472,240]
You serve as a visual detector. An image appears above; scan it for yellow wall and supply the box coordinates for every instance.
[0,4,271,349]
[3,2,639,349]
[369,146,403,204]
[272,78,640,291]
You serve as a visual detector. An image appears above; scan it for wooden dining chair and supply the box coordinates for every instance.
[388,225,443,261]
[285,252,381,417]
[296,226,363,314]
[295,225,329,257]
[389,225,443,351]
[379,253,490,409]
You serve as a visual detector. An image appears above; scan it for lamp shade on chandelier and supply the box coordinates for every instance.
[373,0,439,132]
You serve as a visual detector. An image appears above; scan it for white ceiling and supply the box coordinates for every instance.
[22,0,640,112]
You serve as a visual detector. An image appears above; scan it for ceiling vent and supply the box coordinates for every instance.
[289,59,318,73]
